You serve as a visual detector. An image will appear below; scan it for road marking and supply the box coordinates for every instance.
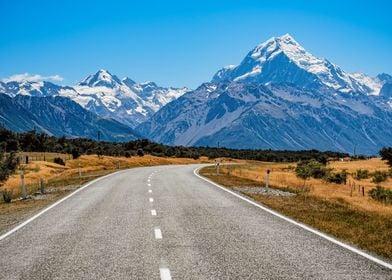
[149,197,154,203]
[159,268,172,280]
[194,167,392,270]
[154,228,162,239]
[151,209,157,216]
[0,169,129,242]
[148,183,151,187]
[148,179,151,183]
[148,189,152,193]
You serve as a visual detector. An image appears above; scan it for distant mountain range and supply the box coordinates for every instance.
[0,69,189,127]
[1,34,391,154]
[0,94,139,141]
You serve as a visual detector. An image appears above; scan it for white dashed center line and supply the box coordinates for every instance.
[148,189,152,193]
[148,183,151,187]
[160,268,172,280]
[154,228,162,239]
[151,209,157,216]
[149,197,154,203]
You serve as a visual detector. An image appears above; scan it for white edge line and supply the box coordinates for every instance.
[0,169,129,242]
[159,267,172,280]
[193,167,392,270]
[154,228,162,239]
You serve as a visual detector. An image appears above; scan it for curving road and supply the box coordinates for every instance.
[0,164,391,279]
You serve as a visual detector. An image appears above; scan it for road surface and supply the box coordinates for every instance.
[0,165,391,279]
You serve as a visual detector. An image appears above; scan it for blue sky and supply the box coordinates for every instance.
[1,0,391,88]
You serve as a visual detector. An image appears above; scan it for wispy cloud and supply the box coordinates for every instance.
[2,73,64,83]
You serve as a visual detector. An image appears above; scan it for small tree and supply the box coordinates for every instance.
[379,147,392,167]
[295,162,313,187]
[71,148,80,159]
[137,149,144,157]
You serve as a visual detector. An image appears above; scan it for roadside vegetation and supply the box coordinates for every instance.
[200,156,392,261]
[0,127,349,163]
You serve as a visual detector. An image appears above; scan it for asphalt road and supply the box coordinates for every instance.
[0,164,391,279]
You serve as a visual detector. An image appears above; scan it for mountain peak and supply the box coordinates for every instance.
[79,69,122,88]
[212,34,383,95]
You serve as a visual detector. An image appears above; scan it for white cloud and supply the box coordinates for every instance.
[2,73,64,83]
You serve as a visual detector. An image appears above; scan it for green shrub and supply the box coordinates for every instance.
[2,189,12,203]
[368,186,392,204]
[53,157,65,166]
[137,149,144,157]
[379,147,392,167]
[124,151,131,158]
[325,170,348,184]
[372,171,388,183]
[354,169,369,180]
[295,160,327,179]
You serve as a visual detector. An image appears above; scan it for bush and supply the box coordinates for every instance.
[71,148,80,159]
[379,147,392,167]
[295,160,328,180]
[2,189,12,203]
[137,149,144,157]
[368,186,392,204]
[124,151,131,158]
[372,171,388,183]
[0,152,18,183]
[325,170,348,184]
[355,169,369,180]
[53,157,65,166]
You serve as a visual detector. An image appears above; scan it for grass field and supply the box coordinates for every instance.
[218,158,392,215]
[200,159,392,261]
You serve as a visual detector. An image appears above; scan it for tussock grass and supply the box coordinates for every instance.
[200,165,392,261]
[217,159,392,215]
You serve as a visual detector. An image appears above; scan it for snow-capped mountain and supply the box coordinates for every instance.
[212,34,384,95]
[0,69,189,127]
[139,35,392,154]
[0,94,139,141]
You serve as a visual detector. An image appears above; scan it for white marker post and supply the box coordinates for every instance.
[21,171,27,199]
[265,167,270,193]
[216,162,220,175]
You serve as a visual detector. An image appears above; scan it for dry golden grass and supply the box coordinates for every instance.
[219,159,392,215]
[1,154,226,198]
[200,166,392,261]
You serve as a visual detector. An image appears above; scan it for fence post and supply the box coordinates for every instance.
[40,177,45,194]
[362,186,365,196]
[21,171,27,199]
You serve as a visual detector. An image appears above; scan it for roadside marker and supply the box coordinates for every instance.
[194,167,392,270]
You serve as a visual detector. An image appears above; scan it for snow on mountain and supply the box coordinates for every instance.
[139,34,392,155]
[138,80,392,155]
[64,70,189,127]
[212,34,384,95]
[0,69,189,128]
